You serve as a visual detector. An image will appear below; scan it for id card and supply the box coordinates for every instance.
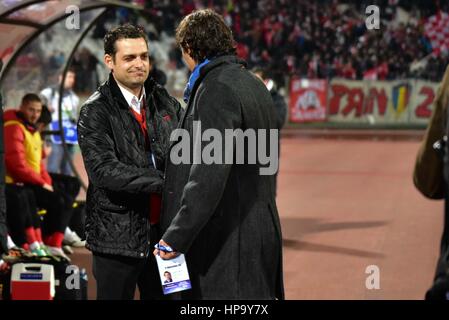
[155,254,192,295]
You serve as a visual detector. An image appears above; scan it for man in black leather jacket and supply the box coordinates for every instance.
[77,24,182,300]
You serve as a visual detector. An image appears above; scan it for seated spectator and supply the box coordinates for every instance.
[4,104,50,257]
[3,93,76,260]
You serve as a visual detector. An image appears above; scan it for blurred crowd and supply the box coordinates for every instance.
[13,0,449,93]
[140,0,449,87]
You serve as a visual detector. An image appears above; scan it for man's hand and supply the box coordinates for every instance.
[43,144,52,157]
[42,183,54,192]
[153,239,180,260]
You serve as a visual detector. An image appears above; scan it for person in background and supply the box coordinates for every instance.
[4,93,75,261]
[40,67,80,176]
[148,55,167,86]
[252,66,287,195]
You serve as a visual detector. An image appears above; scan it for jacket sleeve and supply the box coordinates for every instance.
[77,101,164,194]
[174,97,184,121]
[162,82,241,253]
[40,160,52,185]
[158,85,185,121]
[4,124,48,186]
[273,92,287,130]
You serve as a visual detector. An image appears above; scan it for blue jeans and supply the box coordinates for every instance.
[47,143,76,175]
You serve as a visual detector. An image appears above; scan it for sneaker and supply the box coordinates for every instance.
[62,245,74,255]
[62,231,86,248]
[47,246,71,262]
[32,246,52,257]
[39,245,53,257]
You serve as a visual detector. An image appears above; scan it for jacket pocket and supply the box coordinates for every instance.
[97,188,132,213]
[93,208,131,243]
[98,202,128,214]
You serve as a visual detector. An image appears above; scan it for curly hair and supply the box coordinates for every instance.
[176,9,236,63]
[104,24,148,59]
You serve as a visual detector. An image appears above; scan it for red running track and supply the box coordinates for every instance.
[71,131,443,299]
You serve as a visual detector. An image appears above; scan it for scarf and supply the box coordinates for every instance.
[183,58,211,103]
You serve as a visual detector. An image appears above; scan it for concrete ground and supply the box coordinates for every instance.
[70,129,444,300]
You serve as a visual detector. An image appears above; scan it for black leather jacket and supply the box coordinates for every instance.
[78,73,182,258]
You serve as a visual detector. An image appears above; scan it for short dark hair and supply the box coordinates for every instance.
[66,66,76,74]
[104,24,148,58]
[21,93,41,106]
[176,9,236,63]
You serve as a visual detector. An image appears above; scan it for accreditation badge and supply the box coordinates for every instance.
[156,253,192,295]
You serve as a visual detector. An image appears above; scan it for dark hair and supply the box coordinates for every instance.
[37,104,52,125]
[176,9,236,63]
[21,93,41,106]
[104,24,148,58]
[66,66,76,74]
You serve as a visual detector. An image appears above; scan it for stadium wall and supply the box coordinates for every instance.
[289,78,439,128]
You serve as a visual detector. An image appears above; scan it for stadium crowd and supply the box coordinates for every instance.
[137,0,449,87]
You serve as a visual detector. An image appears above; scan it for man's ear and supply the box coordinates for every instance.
[104,54,114,71]
[182,46,192,57]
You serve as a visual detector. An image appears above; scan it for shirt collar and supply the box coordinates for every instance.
[116,80,146,114]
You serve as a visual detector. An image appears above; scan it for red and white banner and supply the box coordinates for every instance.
[289,78,327,123]
[327,79,439,125]
[424,11,449,56]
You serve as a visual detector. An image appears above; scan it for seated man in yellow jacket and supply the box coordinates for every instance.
[4,93,74,260]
